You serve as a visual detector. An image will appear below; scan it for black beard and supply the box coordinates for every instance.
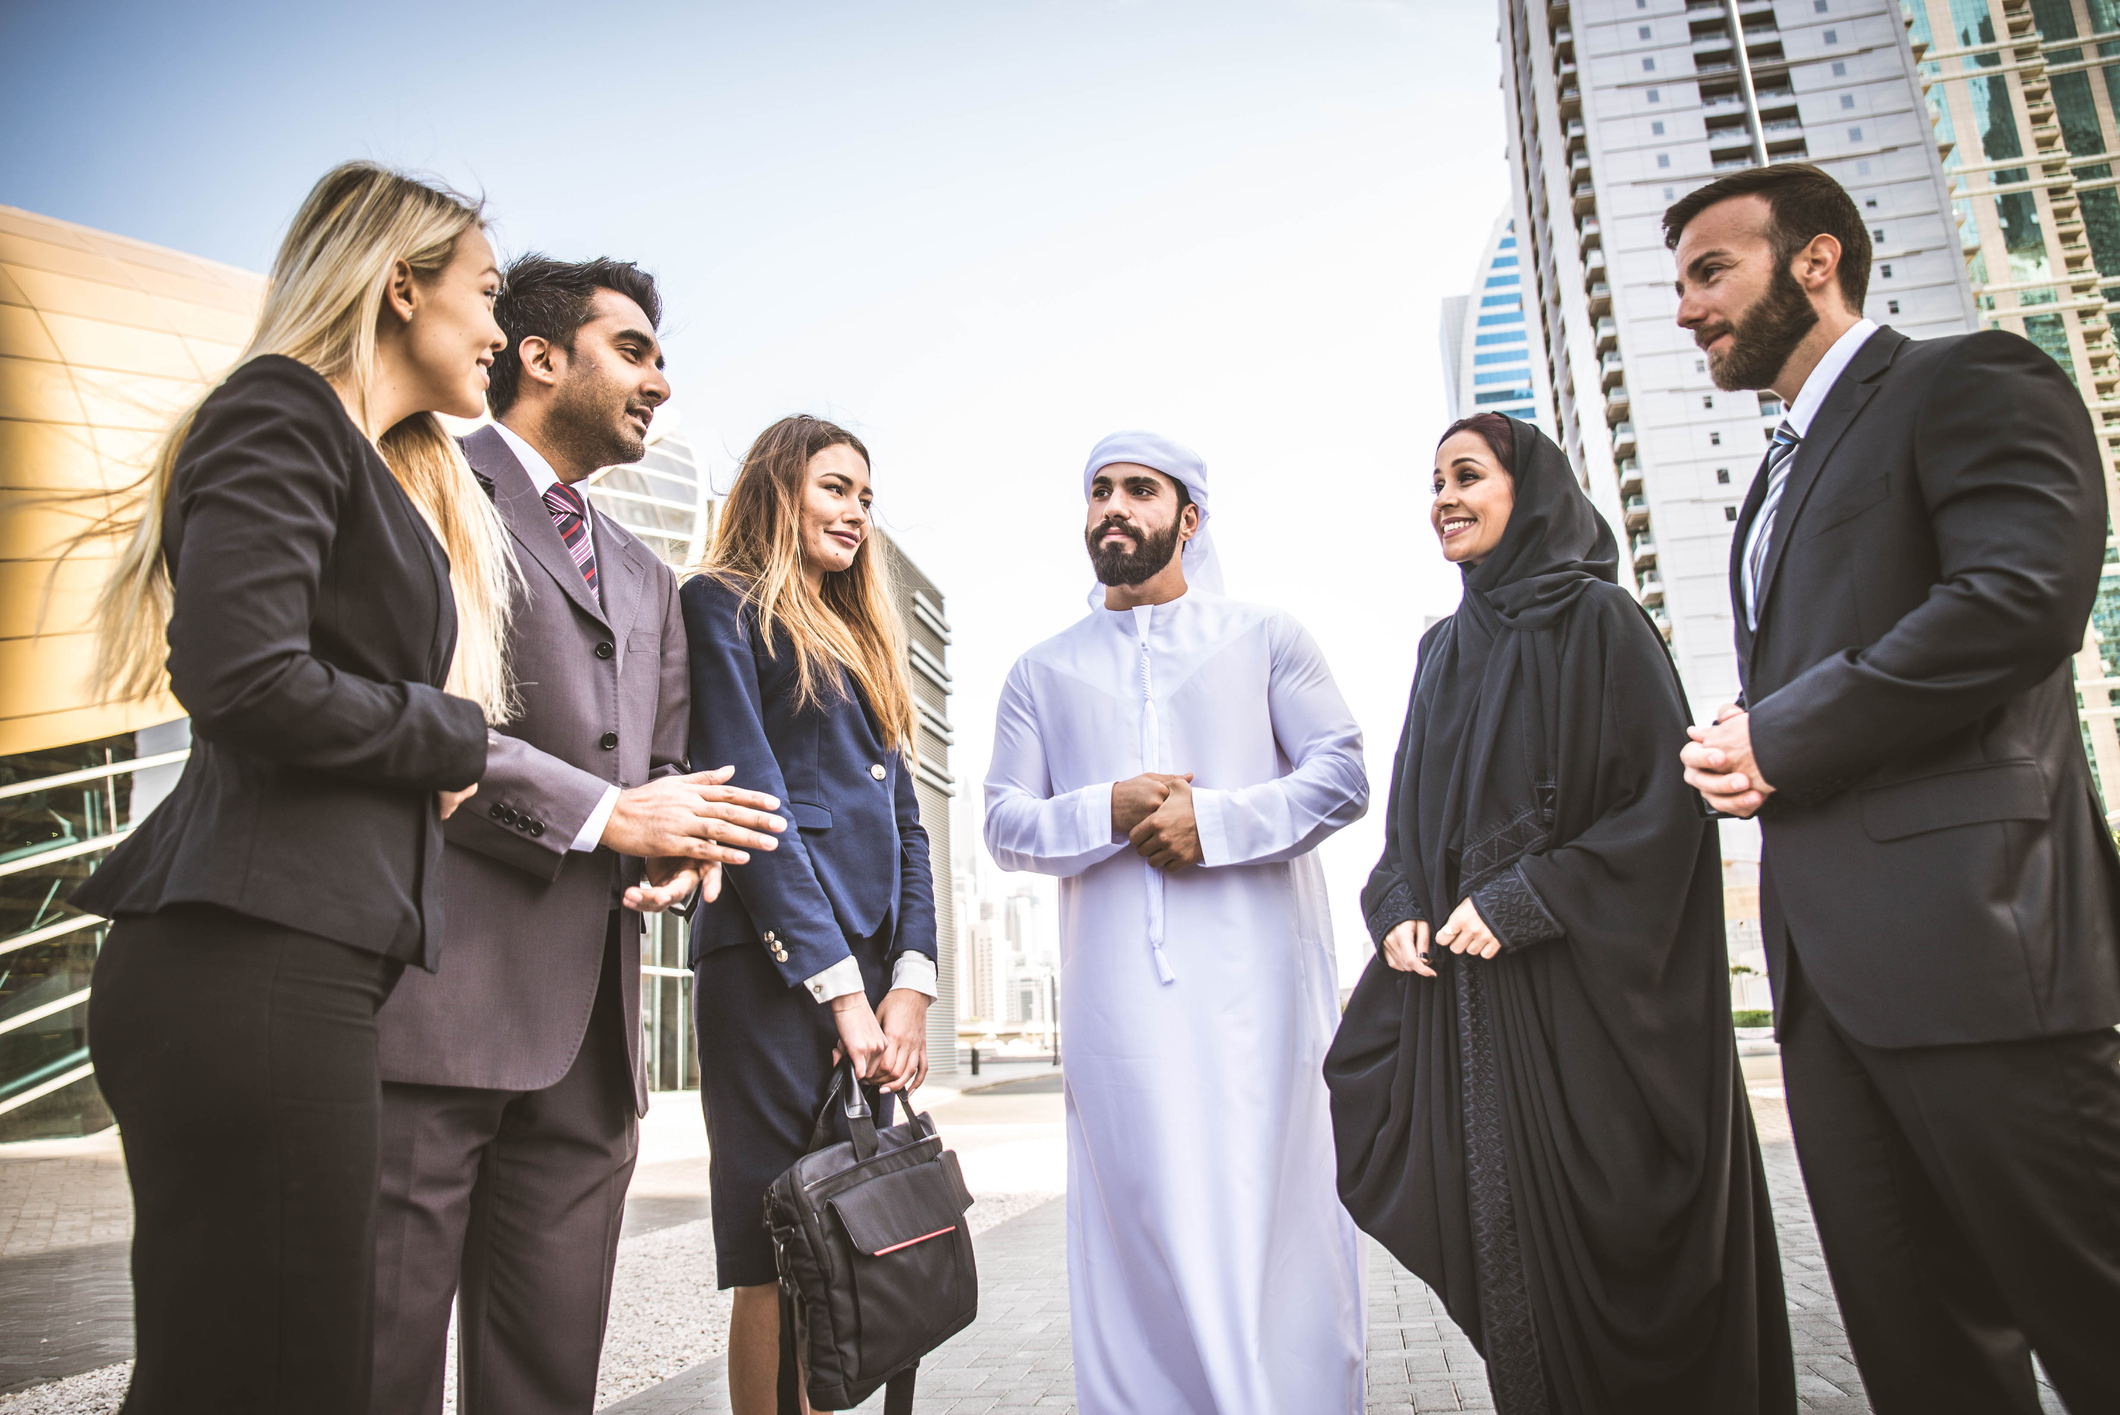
[544,361,649,471]
[1701,258,1820,392]
[1086,517,1182,586]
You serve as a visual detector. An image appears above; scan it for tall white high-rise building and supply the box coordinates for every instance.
[1441,209,1557,436]
[1498,0,1974,717]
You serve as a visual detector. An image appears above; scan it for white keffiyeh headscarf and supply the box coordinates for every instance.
[1082,430,1221,598]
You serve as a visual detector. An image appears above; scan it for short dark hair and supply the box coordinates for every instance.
[1661,162,1871,310]
[1438,412,1516,469]
[488,255,663,415]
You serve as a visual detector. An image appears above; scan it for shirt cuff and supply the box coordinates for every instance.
[571,784,621,853]
[804,955,866,1003]
[889,951,939,998]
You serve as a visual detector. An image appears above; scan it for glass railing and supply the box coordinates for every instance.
[0,723,190,1144]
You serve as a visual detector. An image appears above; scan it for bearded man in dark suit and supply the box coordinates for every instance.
[1670,163,2120,1415]
[369,256,785,1415]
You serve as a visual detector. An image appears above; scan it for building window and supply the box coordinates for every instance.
[1880,263,1892,278]
[1648,88,1660,103]
[1703,395,1715,409]
[1710,432,1722,445]
[1849,127,1863,142]
[1887,300,1900,314]
[1857,160,1871,175]
[1717,469,1731,484]
[1658,153,1671,168]
[1865,197,1878,208]
[1664,186,1676,200]
[1873,228,1885,240]
[1638,25,1652,39]
[1841,94,1856,110]
[1652,121,1665,135]
[1643,57,1656,72]
[1726,505,1740,521]
[1815,0,1829,10]
[1823,29,1838,43]
[1832,61,1847,77]
[1695,359,1706,373]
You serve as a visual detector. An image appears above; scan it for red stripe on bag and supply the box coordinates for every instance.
[872,1225,957,1256]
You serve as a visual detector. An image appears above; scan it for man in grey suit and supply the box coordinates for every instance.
[371,256,785,1415]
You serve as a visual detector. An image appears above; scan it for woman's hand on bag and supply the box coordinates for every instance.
[438,784,478,820]
[875,988,933,1093]
[1437,897,1503,960]
[1382,919,1434,977]
[830,992,888,1084]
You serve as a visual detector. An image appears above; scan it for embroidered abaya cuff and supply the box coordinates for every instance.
[1366,878,1425,947]
[1471,863,1565,951]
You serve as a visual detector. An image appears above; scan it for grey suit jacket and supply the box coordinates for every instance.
[376,425,689,1113]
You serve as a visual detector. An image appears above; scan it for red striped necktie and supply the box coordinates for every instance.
[542,481,599,593]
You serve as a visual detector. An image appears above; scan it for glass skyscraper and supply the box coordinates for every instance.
[1441,210,1558,437]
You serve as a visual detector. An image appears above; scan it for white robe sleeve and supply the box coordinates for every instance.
[983,659,1126,877]
[1191,615,1368,868]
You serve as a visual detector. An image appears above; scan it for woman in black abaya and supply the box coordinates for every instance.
[1325,413,1795,1415]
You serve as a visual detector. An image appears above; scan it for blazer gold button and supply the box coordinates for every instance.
[774,950,788,962]
[600,732,618,750]
[764,930,777,944]
[869,763,887,780]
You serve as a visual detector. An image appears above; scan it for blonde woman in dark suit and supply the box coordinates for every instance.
[73,162,516,1414]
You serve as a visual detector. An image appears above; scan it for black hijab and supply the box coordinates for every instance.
[1325,418,1794,1413]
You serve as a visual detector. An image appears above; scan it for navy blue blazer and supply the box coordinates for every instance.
[680,574,936,982]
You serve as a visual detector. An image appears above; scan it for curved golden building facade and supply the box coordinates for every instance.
[0,205,262,1140]
[1,203,264,757]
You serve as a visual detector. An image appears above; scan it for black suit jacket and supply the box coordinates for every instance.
[1736,325,2120,1046]
[74,355,489,966]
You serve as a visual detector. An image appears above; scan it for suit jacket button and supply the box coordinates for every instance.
[528,821,544,837]
[764,930,777,944]
[595,641,614,659]
[870,763,887,780]
[600,732,619,750]
[774,950,789,962]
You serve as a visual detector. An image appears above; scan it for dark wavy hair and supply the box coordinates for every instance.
[487,254,663,415]
[1661,162,1871,310]
[1438,411,1516,470]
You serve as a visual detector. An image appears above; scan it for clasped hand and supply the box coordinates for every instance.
[831,988,932,1093]
[1111,771,1202,871]
[603,765,786,914]
[1380,898,1502,978]
[1680,707,1775,818]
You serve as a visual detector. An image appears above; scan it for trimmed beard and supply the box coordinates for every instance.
[1701,257,1820,392]
[545,359,650,472]
[1087,517,1183,586]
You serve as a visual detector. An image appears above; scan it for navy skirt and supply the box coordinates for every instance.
[694,926,898,1288]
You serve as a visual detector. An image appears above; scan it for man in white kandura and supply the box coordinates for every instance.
[983,432,1369,1415]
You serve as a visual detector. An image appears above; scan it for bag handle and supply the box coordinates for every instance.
[806,1054,881,1160]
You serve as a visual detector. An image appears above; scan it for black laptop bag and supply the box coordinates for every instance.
[766,1058,978,1414]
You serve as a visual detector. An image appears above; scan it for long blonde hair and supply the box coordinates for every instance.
[87,161,518,722]
[700,416,915,751]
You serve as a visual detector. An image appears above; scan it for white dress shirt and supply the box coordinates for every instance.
[1739,318,1879,628]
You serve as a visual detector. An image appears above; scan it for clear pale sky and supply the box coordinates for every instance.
[1,0,1508,978]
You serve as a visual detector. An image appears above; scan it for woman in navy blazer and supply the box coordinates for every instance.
[681,415,937,1415]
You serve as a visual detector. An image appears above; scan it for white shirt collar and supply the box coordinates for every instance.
[1784,317,1879,437]
[492,421,563,497]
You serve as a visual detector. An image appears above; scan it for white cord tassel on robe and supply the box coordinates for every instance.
[1136,616,1175,984]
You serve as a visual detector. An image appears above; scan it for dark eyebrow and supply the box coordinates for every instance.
[613,325,664,368]
[1680,246,1733,289]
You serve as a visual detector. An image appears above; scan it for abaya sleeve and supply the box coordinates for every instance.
[1472,590,1700,957]
[1360,621,1448,944]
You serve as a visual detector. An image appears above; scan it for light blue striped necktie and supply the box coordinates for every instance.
[1743,421,1802,631]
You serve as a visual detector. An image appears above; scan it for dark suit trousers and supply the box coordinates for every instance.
[1777,942,2120,1414]
[90,904,403,1415]
[371,915,638,1415]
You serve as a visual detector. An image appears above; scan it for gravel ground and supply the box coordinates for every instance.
[0,1192,1059,1415]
